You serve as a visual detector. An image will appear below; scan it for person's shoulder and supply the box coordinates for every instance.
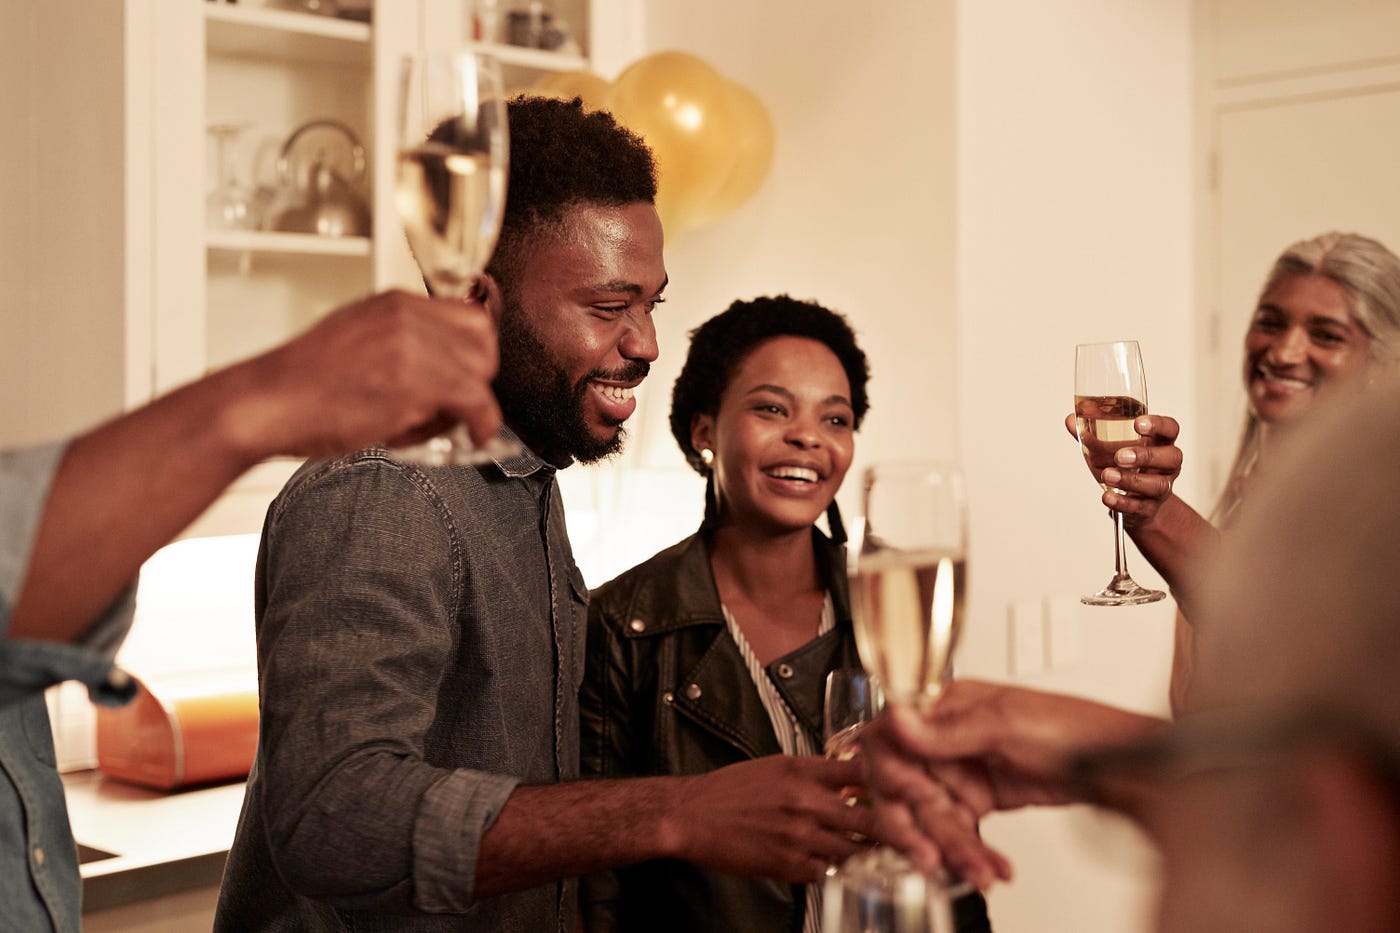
[273,448,395,503]
[588,531,708,620]
[269,448,488,527]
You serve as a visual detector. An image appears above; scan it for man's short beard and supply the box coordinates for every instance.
[492,297,647,466]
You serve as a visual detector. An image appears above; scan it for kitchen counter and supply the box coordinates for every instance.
[62,769,247,913]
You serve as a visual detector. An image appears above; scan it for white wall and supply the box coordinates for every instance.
[956,3,1193,931]
[565,0,959,587]
[574,3,1197,931]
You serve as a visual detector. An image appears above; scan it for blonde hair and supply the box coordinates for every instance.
[1211,232,1400,527]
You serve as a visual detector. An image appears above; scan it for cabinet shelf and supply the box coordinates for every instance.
[206,230,371,257]
[469,41,588,73]
[205,5,370,66]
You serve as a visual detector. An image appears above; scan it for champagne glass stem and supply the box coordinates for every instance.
[1112,509,1131,584]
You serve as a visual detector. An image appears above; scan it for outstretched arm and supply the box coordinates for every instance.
[8,290,499,644]
[861,680,1166,887]
[476,754,876,898]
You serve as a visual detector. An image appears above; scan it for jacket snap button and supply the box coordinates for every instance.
[776,663,795,679]
[684,683,702,700]
[663,691,674,704]
[628,618,646,633]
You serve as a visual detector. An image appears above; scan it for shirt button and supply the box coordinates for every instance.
[33,846,45,866]
[628,618,646,633]
[684,683,702,700]
[776,663,795,679]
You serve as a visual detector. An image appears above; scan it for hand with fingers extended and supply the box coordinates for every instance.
[667,754,877,883]
[859,680,1166,889]
[1065,411,1183,528]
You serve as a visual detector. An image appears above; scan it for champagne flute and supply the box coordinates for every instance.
[394,49,518,466]
[1074,340,1165,606]
[823,848,956,933]
[823,668,881,762]
[823,668,882,813]
[849,462,968,714]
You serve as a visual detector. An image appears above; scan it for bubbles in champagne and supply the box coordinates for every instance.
[1075,394,1148,492]
[850,549,965,710]
[396,142,504,295]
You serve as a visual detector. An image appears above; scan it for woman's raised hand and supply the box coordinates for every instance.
[1065,412,1183,527]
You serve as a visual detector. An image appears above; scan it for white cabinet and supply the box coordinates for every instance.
[3,0,593,536]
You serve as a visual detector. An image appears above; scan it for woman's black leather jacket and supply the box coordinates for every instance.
[579,526,993,933]
[580,527,857,932]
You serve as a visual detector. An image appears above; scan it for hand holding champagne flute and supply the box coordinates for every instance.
[394,49,519,466]
[1074,340,1165,605]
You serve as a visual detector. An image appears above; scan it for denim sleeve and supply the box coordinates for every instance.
[254,457,517,913]
[0,442,136,709]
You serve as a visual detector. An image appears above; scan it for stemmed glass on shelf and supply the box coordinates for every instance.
[1073,340,1165,606]
[394,49,519,466]
[206,123,258,232]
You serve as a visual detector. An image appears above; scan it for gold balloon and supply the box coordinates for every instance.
[687,79,774,228]
[526,70,612,112]
[605,51,740,239]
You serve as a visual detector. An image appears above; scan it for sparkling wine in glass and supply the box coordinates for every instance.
[394,49,519,466]
[1074,340,1165,606]
[849,462,968,714]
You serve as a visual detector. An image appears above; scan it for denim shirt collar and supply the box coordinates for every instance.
[490,425,556,481]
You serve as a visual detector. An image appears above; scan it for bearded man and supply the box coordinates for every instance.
[216,97,872,933]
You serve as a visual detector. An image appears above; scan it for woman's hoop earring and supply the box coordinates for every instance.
[699,448,715,468]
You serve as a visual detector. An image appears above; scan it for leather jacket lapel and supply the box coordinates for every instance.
[671,629,784,759]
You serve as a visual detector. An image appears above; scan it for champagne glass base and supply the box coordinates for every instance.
[390,424,522,467]
[1081,577,1166,606]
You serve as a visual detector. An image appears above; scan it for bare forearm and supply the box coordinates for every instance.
[475,777,682,899]
[7,289,504,646]
[476,755,871,899]
[8,360,273,643]
[1125,493,1218,608]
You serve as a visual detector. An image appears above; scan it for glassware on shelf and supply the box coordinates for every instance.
[206,123,259,232]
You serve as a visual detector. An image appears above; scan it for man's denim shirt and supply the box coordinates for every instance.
[0,442,136,933]
[217,434,589,932]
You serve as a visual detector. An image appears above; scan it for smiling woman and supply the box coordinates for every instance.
[1067,231,1400,714]
[578,295,993,933]
[1221,232,1400,526]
